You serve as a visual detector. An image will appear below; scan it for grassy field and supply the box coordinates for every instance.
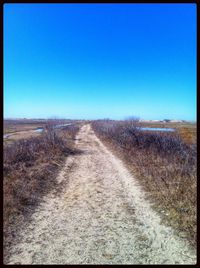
[138,121,196,145]
[4,119,46,134]
[92,120,197,247]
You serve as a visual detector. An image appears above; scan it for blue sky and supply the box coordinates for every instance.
[4,4,196,120]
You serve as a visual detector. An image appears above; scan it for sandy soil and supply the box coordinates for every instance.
[5,124,196,264]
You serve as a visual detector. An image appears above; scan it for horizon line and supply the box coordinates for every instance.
[3,117,196,122]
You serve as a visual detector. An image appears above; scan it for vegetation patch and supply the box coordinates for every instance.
[92,120,196,247]
[3,122,80,251]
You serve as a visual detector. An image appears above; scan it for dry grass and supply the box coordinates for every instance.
[3,119,81,145]
[3,122,80,249]
[176,127,196,144]
[138,121,196,145]
[92,120,196,247]
[4,119,45,134]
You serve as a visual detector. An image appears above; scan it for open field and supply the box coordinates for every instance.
[4,2,196,264]
[3,119,84,144]
[138,121,196,145]
[4,124,196,264]
[3,120,196,264]
[110,120,196,145]
[4,119,196,144]
[4,119,47,134]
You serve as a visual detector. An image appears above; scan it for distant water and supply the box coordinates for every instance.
[34,123,72,133]
[139,127,175,132]
[35,128,43,133]
[4,123,72,138]
[139,127,175,131]
[3,134,11,138]
[54,123,72,129]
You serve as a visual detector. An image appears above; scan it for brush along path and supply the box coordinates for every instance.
[6,124,196,264]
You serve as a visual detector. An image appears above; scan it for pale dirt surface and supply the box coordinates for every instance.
[5,124,196,264]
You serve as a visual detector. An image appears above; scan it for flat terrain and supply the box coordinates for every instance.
[3,119,80,144]
[4,129,42,142]
[4,121,45,144]
[139,121,196,144]
[4,120,45,134]
[6,124,196,265]
[3,120,196,145]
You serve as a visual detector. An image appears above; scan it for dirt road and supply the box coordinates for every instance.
[5,124,196,264]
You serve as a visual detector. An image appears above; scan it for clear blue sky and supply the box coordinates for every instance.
[4,3,196,120]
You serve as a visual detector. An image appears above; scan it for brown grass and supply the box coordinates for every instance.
[3,122,80,249]
[92,120,196,247]
[138,121,196,145]
[4,119,45,134]
[177,127,196,144]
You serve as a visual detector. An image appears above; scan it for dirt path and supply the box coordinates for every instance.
[5,124,196,264]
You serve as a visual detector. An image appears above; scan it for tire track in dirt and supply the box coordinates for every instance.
[5,124,196,264]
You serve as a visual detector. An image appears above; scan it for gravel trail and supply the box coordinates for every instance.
[5,124,196,264]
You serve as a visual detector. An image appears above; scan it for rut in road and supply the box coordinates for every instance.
[6,124,196,264]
